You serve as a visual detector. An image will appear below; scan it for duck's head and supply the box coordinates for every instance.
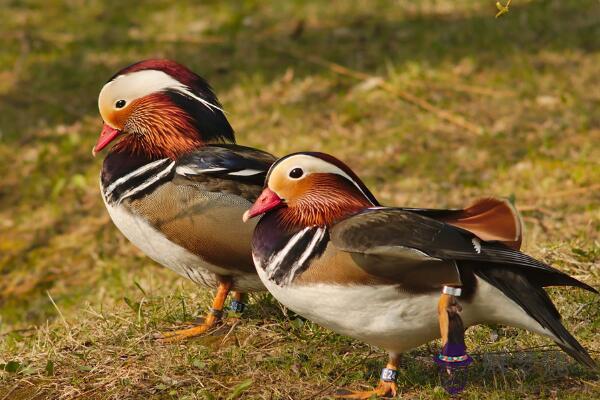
[244,152,379,227]
[94,59,234,159]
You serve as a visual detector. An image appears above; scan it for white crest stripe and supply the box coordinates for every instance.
[100,70,225,119]
[268,155,376,206]
[171,85,224,113]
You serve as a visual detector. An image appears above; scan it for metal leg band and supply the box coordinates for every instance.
[442,286,462,296]
[380,367,397,382]
[229,300,246,313]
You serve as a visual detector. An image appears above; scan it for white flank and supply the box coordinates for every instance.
[105,158,170,196]
[117,161,175,204]
[256,267,557,353]
[228,169,263,176]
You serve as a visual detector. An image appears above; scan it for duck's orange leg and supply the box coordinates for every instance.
[435,286,472,395]
[159,280,232,342]
[335,354,400,399]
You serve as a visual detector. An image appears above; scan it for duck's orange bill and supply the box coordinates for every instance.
[93,124,121,156]
[243,188,282,222]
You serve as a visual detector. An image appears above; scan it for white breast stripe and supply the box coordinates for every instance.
[284,227,326,285]
[265,227,311,279]
[228,169,263,176]
[117,161,175,204]
[105,158,170,196]
[297,227,326,267]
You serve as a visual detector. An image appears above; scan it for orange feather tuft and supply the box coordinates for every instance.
[440,198,523,250]
[112,93,203,159]
[278,174,372,228]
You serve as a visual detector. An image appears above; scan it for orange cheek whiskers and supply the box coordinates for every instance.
[112,94,203,159]
[279,186,371,228]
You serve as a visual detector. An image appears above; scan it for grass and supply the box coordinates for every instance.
[0,0,599,398]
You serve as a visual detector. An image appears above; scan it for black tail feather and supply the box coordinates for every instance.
[529,271,598,294]
[556,342,597,370]
[473,265,597,369]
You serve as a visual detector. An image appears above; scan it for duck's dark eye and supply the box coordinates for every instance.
[115,99,127,109]
[289,168,304,179]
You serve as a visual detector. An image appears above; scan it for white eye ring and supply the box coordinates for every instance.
[288,167,304,179]
[115,99,127,109]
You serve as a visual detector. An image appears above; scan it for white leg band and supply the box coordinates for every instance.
[443,286,462,296]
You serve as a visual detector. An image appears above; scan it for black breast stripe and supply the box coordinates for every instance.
[103,158,175,204]
[264,226,329,286]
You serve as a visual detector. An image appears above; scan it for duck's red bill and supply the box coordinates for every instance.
[243,188,282,222]
[93,124,121,156]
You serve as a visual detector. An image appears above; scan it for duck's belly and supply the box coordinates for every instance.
[260,278,441,351]
[257,268,551,353]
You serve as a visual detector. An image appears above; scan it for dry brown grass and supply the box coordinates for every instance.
[1,0,598,398]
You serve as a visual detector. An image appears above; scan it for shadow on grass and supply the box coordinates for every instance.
[351,348,597,394]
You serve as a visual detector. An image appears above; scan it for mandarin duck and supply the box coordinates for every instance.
[244,152,597,398]
[94,59,277,340]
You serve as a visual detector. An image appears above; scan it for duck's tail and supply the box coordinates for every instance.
[474,265,596,369]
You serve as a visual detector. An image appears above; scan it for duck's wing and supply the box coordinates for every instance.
[174,144,276,202]
[330,207,596,292]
